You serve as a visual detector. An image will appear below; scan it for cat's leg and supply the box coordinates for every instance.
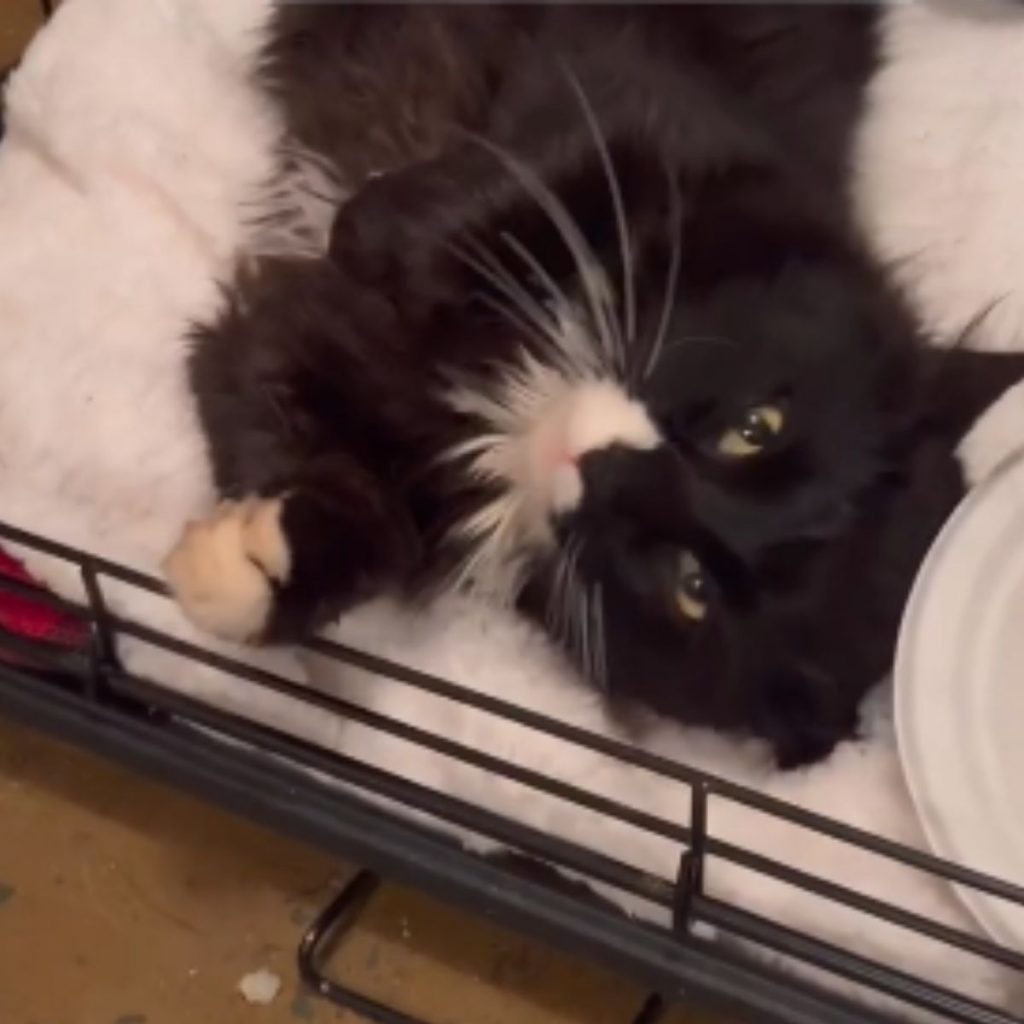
[163,496,290,644]
[163,252,426,645]
[164,451,418,644]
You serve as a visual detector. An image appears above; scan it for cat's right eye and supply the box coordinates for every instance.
[716,403,785,458]
[675,550,709,622]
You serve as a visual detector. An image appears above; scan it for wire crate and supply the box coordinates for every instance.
[0,518,1021,1024]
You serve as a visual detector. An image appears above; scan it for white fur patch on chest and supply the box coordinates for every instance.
[444,347,659,596]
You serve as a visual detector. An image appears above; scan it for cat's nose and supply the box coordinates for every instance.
[574,444,687,526]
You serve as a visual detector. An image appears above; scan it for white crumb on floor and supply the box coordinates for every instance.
[237,968,282,1005]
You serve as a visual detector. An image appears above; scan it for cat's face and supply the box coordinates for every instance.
[529,256,973,768]
[505,233,1024,764]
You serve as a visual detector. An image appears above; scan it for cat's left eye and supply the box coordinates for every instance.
[717,403,785,458]
[675,550,709,622]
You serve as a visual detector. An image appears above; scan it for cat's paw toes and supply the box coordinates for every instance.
[162,498,291,643]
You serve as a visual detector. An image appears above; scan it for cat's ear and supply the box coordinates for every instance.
[912,346,1024,444]
[327,143,522,318]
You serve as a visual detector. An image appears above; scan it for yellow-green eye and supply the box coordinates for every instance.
[676,550,709,622]
[717,403,785,458]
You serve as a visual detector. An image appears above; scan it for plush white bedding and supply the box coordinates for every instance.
[2,0,1023,1017]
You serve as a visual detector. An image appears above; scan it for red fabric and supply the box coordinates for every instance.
[0,546,88,653]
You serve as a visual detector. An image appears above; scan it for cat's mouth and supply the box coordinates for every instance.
[443,367,662,593]
[513,377,661,533]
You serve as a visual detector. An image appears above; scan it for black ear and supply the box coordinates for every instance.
[327,142,527,318]
[913,347,1024,444]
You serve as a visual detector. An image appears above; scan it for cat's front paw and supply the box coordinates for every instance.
[163,498,291,643]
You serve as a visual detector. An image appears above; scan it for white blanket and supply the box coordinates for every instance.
[2,0,1023,1018]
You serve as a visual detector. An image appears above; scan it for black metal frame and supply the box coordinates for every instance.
[0,518,1021,1024]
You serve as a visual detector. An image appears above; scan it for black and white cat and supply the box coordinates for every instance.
[164,3,1024,767]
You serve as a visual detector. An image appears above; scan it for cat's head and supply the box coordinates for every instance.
[524,286,1024,767]
[327,62,1024,767]
[514,223,1024,765]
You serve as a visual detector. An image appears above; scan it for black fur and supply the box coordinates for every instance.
[188,4,1024,767]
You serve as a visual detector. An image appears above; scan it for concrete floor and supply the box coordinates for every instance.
[0,4,730,1023]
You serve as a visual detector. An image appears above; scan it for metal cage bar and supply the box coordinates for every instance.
[298,871,671,1024]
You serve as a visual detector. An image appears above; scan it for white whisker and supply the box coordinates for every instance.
[554,536,578,649]
[591,581,608,692]
[499,231,572,321]
[466,132,620,375]
[644,170,683,382]
[498,231,600,380]
[580,584,594,683]
[561,65,635,372]
[440,431,506,466]
[572,546,592,679]
[475,290,558,356]
[546,543,573,640]
[568,539,586,668]
[461,235,548,319]
[449,238,561,351]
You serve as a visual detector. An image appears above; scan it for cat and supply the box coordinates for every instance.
[163,3,1024,768]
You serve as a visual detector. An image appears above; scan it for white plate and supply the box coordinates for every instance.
[895,449,1024,950]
